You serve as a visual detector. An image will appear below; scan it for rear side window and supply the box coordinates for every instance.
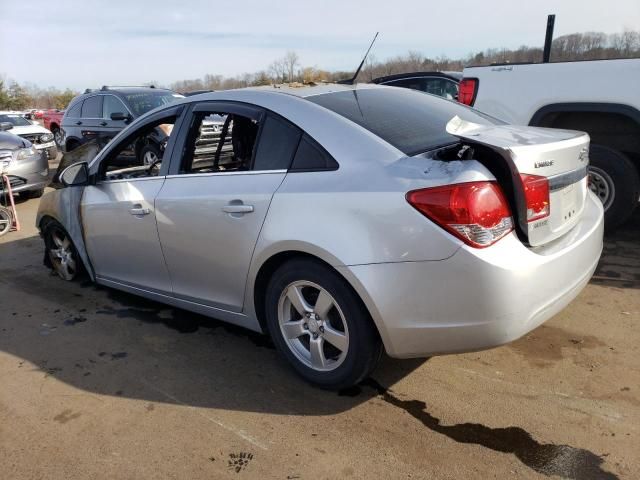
[81,96,102,118]
[66,101,82,118]
[307,88,501,155]
[291,135,338,171]
[253,115,301,171]
[103,95,128,119]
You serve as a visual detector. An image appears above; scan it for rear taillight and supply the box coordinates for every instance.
[407,182,513,248]
[458,78,478,106]
[520,174,550,222]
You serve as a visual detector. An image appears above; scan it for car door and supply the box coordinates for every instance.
[78,95,104,143]
[81,105,186,294]
[155,102,302,312]
[101,94,132,141]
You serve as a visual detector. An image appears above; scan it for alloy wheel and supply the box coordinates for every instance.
[277,281,349,372]
[0,208,12,237]
[143,150,159,166]
[48,228,77,280]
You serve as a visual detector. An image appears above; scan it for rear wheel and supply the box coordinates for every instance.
[44,222,80,281]
[265,259,382,389]
[588,144,640,229]
[139,144,161,166]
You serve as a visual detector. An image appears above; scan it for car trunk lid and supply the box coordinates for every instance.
[446,116,589,246]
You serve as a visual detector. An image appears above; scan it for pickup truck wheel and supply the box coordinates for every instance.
[265,258,382,390]
[53,128,64,148]
[588,144,640,229]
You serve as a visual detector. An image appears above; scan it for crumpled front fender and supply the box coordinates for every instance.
[36,186,94,280]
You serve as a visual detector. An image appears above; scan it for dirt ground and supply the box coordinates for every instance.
[0,161,638,479]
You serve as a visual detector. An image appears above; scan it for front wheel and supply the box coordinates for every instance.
[589,144,640,229]
[53,128,64,148]
[44,222,81,281]
[139,144,161,166]
[0,207,13,237]
[265,259,382,389]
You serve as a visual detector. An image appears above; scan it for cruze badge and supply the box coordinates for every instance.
[534,160,554,168]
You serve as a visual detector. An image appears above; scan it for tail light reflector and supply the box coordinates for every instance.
[458,78,478,106]
[407,182,513,248]
[520,174,550,222]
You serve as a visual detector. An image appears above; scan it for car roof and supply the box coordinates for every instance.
[371,71,462,84]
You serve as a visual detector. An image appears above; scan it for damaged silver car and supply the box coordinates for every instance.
[37,85,604,389]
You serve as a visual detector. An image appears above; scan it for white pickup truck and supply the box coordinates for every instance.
[460,58,640,228]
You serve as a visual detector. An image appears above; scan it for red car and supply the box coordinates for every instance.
[42,110,65,147]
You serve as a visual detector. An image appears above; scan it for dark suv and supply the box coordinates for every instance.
[61,86,183,164]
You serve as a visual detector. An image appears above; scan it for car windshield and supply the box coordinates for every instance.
[123,92,184,117]
[0,114,32,127]
[307,87,503,155]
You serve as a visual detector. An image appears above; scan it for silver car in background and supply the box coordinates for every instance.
[37,84,604,389]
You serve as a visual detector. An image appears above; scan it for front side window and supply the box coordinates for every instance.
[103,95,129,119]
[81,96,102,118]
[182,111,259,173]
[307,87,502,155]
[100,115,177,181]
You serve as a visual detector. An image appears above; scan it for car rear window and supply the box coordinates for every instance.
[124,92,184,117]
[307,87,502,155]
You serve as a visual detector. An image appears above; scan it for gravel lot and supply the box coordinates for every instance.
[0,156,638,479]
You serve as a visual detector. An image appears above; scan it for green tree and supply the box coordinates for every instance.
[53,89,76,109]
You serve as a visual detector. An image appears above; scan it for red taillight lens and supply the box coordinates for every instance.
[520,174,550,222]
[407,182,513,248]
[458,78,478,106]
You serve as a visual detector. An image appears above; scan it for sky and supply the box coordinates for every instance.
[1,0,639,90]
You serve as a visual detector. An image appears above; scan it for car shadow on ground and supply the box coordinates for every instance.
[0,232,426,415]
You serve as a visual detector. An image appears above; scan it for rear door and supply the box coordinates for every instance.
[156,102,302,312]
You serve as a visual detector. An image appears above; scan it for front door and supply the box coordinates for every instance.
[82,109,183,294]
[156,104,302,311]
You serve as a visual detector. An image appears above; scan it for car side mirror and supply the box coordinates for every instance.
[60,161,90,187]
[0,122,13,131]
[110,112,131,122]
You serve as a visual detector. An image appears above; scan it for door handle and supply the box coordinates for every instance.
[76,121,82,125]
[222,204,254,214]
[129,205,151,216]
[100,121,107,126]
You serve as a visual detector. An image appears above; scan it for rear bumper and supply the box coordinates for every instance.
[339,191,604,358]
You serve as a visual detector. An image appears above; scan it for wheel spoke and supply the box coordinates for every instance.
[286,285,312,316]
[52,232,64,248]
[322,324,348,352]
[61,236,70,249]
[66,257,77,272]
[309,338,326,369]
[313,290,334,319]
[282,320,306,339]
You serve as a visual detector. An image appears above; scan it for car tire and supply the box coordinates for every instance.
[43,221,82,281]
[588,144,640,229]
[0,207,13,237]
[24,188,45,199]
[265,258,382,390]
[52,128,64,148]
[139,144,161,166]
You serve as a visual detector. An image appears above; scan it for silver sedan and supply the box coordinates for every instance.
[37,84,604,389]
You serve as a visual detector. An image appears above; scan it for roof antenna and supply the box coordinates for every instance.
[338,32,379,85]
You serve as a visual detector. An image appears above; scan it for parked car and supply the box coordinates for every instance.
[0,126,49,198]
[0,111,57,159]
[371,71,461,99]
[60,86,184,164]
[42,109,65,147]
[460,58,640,229]
[37,84,603,389]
